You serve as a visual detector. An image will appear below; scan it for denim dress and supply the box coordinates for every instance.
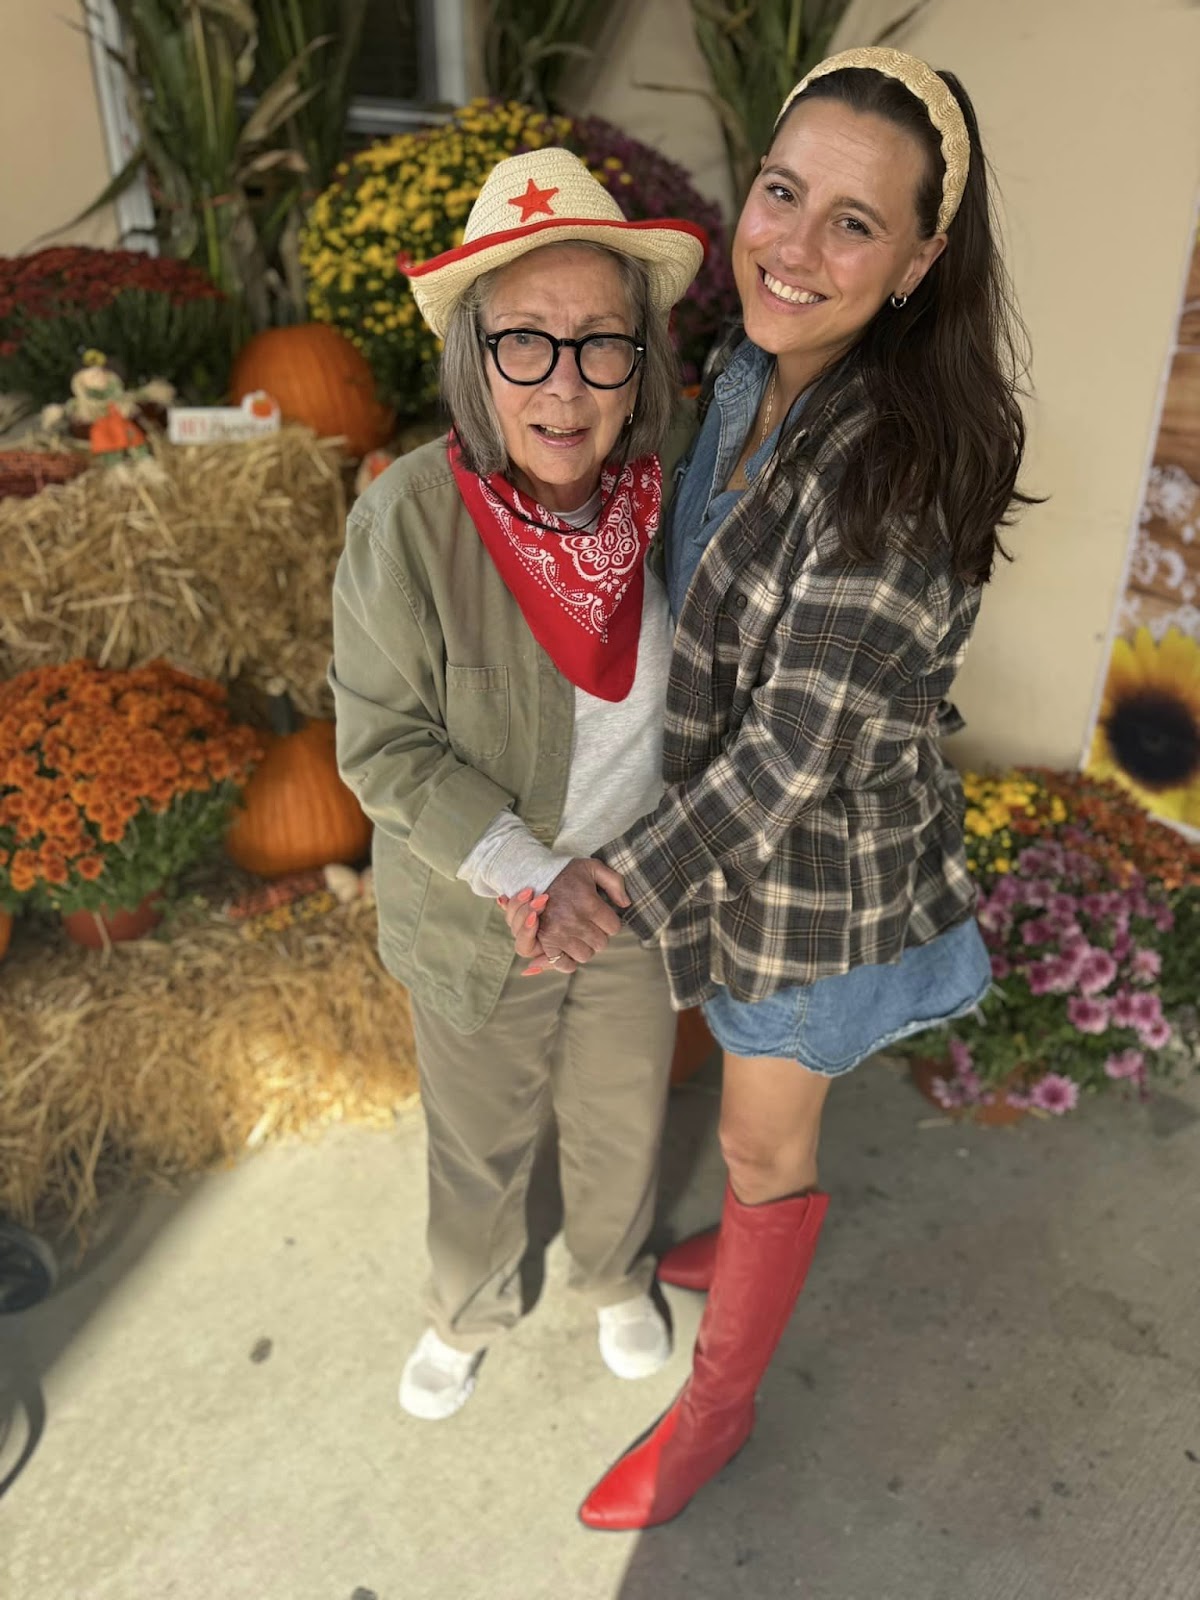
[665,342,990,1074]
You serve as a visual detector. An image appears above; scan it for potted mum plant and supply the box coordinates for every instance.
[0,660,262,948]
[900,769,1200,1121]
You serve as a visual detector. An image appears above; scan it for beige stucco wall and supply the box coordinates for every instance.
[0,6,119,254]
[574,0,734,217]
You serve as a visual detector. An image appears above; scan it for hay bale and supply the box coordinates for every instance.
[0,427,346,718]
[0,880,417,1230]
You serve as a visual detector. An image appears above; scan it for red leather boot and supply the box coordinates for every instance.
[580,1183,829,1530]
[657,1227,718,1291]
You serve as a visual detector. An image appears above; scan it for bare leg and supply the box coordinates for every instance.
[718,1050,832,1203]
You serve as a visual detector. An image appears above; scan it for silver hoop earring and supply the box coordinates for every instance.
[626,412,634,426]
[890,292,909,309]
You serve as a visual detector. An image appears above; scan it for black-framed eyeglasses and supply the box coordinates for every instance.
[482,328,645,389]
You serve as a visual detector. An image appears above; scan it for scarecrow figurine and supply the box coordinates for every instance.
[88,402,150,468]
[41,349,175,437]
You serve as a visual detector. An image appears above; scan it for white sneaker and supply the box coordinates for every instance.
[597,1293,672,1380]
[398,1328,484,1420]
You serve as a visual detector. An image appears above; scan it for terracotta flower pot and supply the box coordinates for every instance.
[62,893,163,949]
[909,1055,1029,1127]
[670,1007,717,1086]
[0,910,11,962]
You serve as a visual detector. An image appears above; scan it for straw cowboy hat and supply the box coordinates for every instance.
[403,149,707,339]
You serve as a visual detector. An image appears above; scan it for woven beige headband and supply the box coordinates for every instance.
[777,46,970,232]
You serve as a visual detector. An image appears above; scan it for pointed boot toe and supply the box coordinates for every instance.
[657,1229,718,1292]
[579,1403,681,1530]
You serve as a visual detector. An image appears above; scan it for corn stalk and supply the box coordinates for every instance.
[650,0,931,203]
[482,0,603,111]
[254,0,368,194]
[78,0,329,330]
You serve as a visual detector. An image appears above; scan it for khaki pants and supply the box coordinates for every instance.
[410,930,675,1351]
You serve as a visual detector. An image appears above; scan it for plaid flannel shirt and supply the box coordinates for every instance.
[600,371,980,1010]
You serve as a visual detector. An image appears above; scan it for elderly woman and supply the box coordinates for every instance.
[510,49,1033,1526]
[330,151,705,1421]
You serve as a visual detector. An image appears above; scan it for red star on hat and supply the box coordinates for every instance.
[508,178,559,223]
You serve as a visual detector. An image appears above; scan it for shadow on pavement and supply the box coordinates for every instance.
[0,1189,185,1499]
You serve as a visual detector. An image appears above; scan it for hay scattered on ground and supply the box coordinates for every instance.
[0,877,417,1230]
[0,427,347,717]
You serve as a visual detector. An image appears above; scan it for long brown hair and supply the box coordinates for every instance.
[724,67,1035,585]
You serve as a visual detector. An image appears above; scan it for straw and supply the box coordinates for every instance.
[0,427,348,718]
[0,872,417,1231]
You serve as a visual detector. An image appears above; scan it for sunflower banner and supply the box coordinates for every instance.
[1088,224,1200,831]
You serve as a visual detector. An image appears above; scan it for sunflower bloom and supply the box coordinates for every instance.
[1088,627,1200,823]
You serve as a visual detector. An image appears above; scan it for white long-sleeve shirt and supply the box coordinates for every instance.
[457,494,671,899]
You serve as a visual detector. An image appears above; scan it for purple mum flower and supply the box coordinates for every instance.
[1130,948,1162,984]
[1111,989,1139,1027]
[1030,1074,1080,1114]
[1076,948,1119,996]
[990,953,1011,980]
[1027,960,1060,995]
[931,1076,964,1109]
[948,1038,974,1073]
[1067,996,1112,1034]
[1104,1048,1145,1081]
[1127,991,1164,1029]
[1138,1016,1173,1051]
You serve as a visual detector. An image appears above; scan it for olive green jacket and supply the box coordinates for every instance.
[330,419,693,1032]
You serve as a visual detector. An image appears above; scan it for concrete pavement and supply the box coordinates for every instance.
[3,1052,1199,1600]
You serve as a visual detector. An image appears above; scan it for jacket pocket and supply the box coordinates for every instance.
[445,664,510,762]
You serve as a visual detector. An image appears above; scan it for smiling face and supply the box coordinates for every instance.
[733,97,947,392]
[480,244,638,513]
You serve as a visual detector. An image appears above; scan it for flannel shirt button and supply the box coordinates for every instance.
[734,592,748,610]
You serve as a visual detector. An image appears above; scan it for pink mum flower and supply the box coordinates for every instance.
[1138,1016,1173,1051]
[1067,996,1112,1034]
[1027,960,1061,995]
[1128,991,1164,1029]
[1111,989,1139,1028]
[948,1038,974,1073]
[990,953,1011,981]
[1076,948,1119,996]
[1104,1048,1145,1081]
[931,1076,965,1109]
[1130,948,1162,984]
[1030,1074,1080,1114]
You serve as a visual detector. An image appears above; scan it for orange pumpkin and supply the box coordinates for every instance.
[226,694,372,879]
[670,1007,716,1086]
[229,323,394,458]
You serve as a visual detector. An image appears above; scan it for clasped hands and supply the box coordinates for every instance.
[497,857,628,976]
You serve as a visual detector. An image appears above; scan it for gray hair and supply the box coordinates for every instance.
[440,243,680,477]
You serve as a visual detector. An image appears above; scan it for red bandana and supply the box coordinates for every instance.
[449,436,661,703]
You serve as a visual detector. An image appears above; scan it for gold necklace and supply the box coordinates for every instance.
[759,362,778,447]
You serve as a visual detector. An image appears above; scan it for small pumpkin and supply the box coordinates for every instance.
[226,693,372,879]
[229,323,394,458]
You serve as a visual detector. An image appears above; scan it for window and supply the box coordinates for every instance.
[85,0,470,245]
[345,0,469,137]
